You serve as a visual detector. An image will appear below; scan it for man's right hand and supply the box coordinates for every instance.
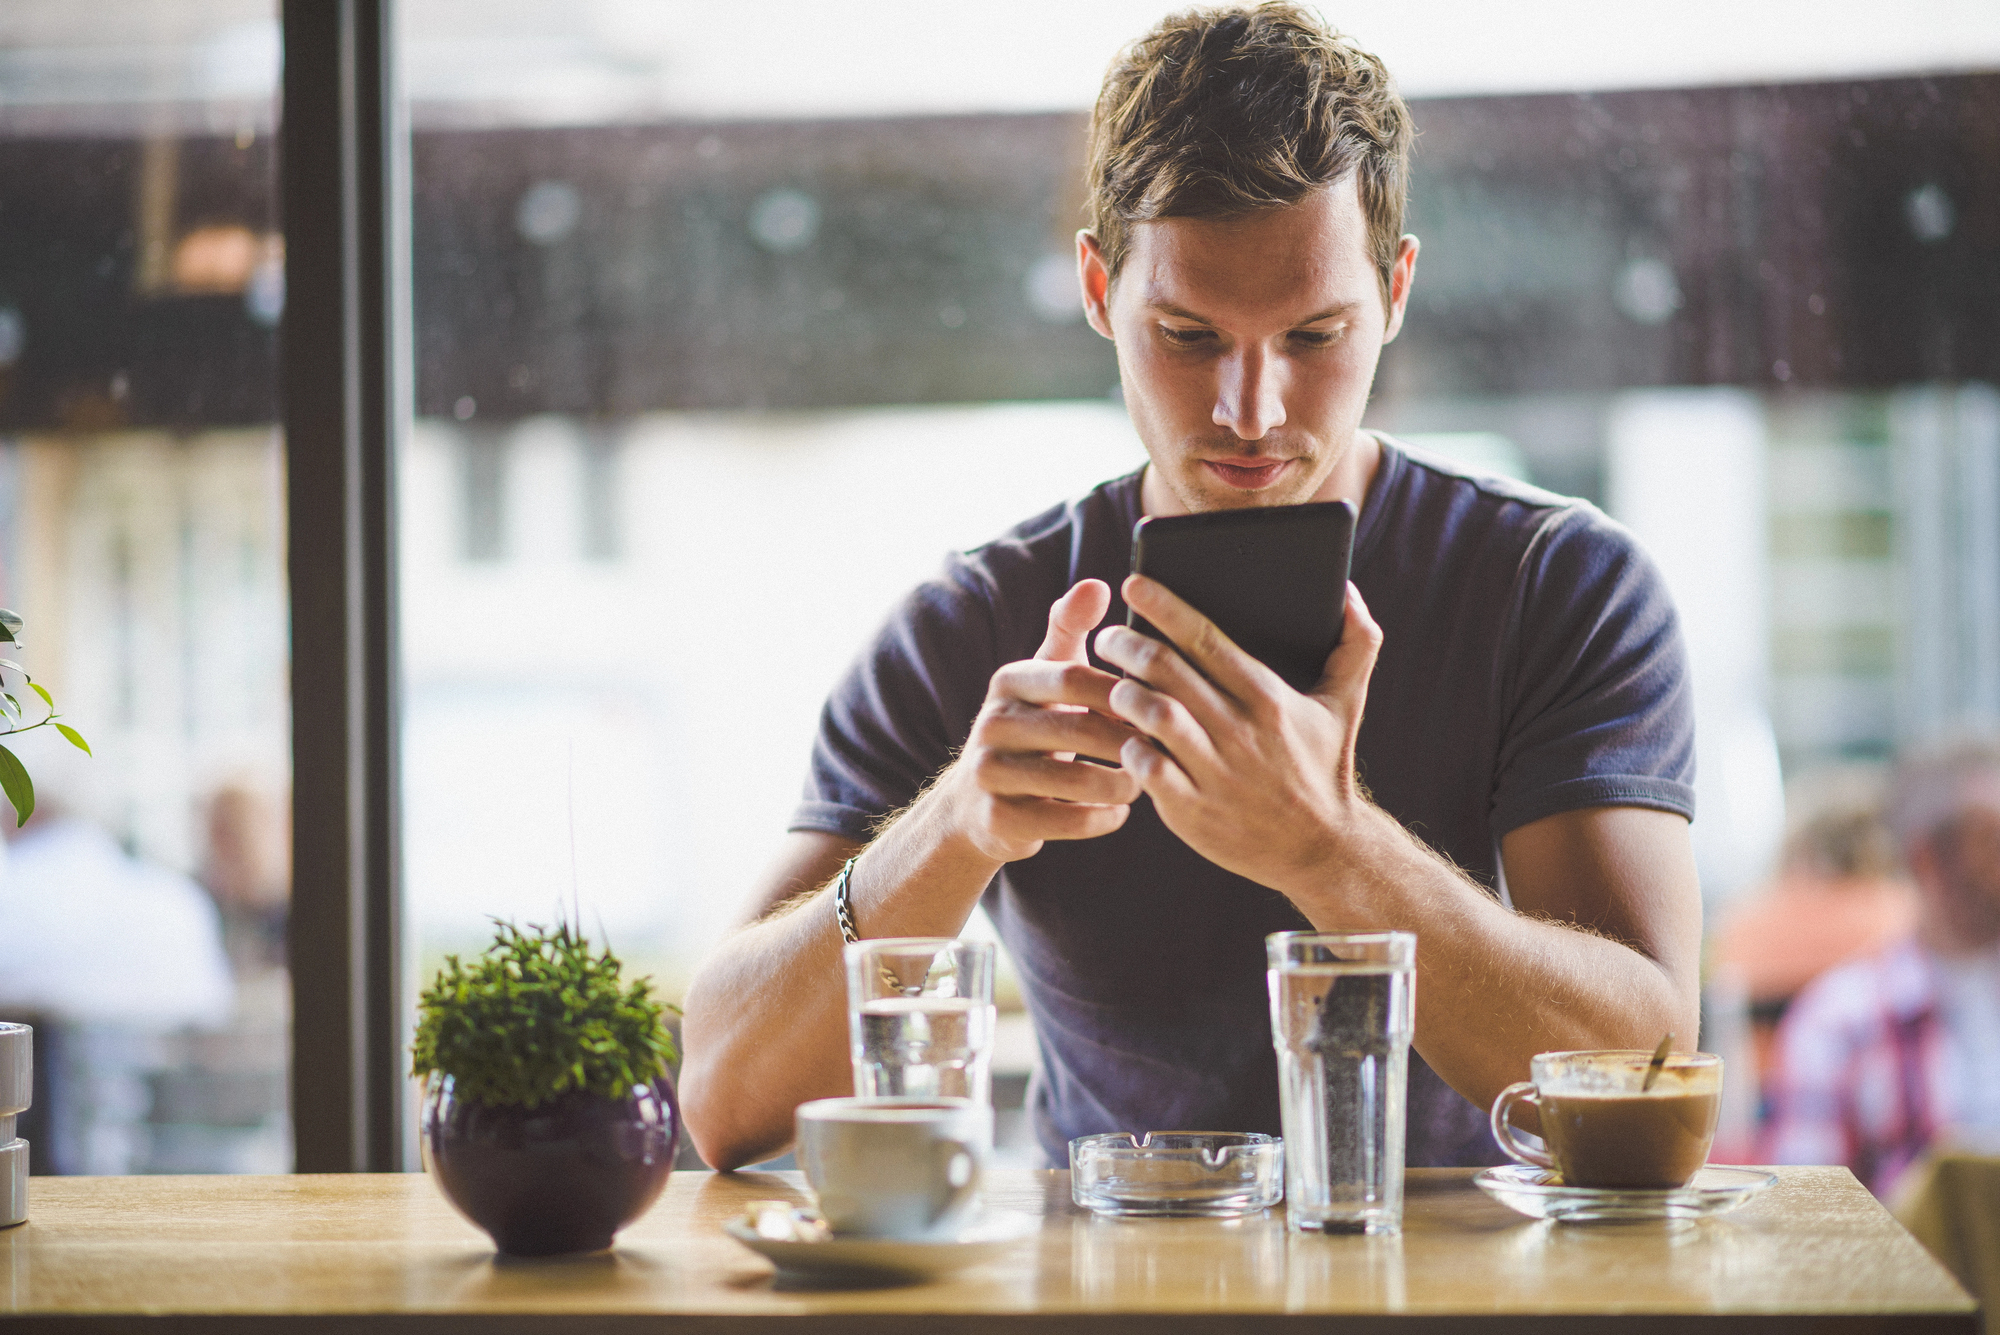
[681,579,1140,1169]
[943,578,1143,863]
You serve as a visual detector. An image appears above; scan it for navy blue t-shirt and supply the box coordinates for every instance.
[791,438,1696,1167]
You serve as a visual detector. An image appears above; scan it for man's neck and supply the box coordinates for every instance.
[1311,428,1382,508]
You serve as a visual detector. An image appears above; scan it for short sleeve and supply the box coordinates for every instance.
[1489,507,1696,837]
[789,557,1003,842]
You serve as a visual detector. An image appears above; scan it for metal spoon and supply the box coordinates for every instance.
[1641,1031,1674,1092]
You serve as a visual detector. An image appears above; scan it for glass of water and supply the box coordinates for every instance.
[1267,930,1416,1234]
[845,937,996,1105]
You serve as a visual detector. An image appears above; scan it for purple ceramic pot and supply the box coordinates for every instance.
[421,1075,678,1257]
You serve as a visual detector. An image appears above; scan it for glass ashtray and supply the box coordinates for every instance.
[1070,1131,1284,1217]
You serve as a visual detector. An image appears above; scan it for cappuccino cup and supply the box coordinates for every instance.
[1490,1050,1722,1190]
[795,1096,991,1239]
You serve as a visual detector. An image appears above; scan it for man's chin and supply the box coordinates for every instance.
[1173,466,1324,512]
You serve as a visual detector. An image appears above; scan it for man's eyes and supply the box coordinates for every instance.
[1153,326,1344,348]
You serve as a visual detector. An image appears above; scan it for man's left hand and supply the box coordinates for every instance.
[1094,573,1385,893]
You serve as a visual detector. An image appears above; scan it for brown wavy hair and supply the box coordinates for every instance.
[1086,3,1414,306]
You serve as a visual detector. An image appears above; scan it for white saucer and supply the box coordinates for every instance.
[1473,1163,1779,1223]
[725,1206,1038,1283]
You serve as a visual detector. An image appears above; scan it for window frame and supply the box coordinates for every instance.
[281,0,406,1173]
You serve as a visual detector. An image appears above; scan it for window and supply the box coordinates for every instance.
[391,2,2000,1170]
[0,1,289,1173]
[14,2,1988,1171]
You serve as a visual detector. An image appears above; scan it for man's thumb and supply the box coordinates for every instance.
[1035,579,1112,663]
[1311,581,1383,708]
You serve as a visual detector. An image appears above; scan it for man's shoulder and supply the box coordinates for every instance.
[950,467,1143,590]
[1385,435,1579,511]
[877,468,1141,664]
[1371,435,1642,579]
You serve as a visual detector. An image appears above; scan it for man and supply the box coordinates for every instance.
[1763,742,2000,1198]
[680,2,1701,1171]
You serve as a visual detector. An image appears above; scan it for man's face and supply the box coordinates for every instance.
[1080,175,1417,516]
[1920,803,2000,950]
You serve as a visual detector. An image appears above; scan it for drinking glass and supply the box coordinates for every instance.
[845,937,996,1105]
[1267,930,1416,1234]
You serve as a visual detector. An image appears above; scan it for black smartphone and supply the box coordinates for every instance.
[1126,500,1357,692]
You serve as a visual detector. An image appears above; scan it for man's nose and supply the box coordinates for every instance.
[1213,345,1287,441]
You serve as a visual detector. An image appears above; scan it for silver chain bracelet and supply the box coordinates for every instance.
[832,855,862,945]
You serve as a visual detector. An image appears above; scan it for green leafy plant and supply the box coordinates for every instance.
[411,919,679,1109]
[0,609,90,827]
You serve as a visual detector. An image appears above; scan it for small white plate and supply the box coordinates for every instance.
[724,1207,1038,1283]
[1473,1164,1779,1223]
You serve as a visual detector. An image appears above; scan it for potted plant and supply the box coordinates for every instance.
[412,919,681,1257]
[0,607,89,1228]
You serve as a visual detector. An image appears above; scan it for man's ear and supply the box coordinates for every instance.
[1380,233,1420,344]
[1078,230,1114,341]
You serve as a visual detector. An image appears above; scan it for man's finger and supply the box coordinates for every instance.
[975,752,1143,805]
[1308,581,1384,712]
[989,659,1126,714]
[990,795,1131,844]
[977,700,1140,765]
[1119,733,1201,809]
[1119,574,1284,706]
[1106,675,1220,775]
[1095,622,1233,729]
[1035,578,1112,663]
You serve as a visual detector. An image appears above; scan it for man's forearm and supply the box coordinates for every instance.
[1277,804,1701,1114]
[677,778,1003,1169]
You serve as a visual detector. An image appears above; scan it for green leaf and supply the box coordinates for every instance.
[0,610,22,647]
[28,683,51,709]
[54,724,89,756]
[409,918,676,1108]
[0,743,34,827]
[0,694,19,719]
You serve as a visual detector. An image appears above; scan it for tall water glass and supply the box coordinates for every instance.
[845,937,996,1105]
[1268,931,1416,1234]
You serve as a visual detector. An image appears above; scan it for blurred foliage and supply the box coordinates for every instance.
[0,608,91,828]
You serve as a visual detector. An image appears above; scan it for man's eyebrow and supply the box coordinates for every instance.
[1294,303,1361,324]
[1145,299,1361,325]
[1148,300,1214,324]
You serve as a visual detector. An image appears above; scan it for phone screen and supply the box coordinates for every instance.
[1126,500,1357,692]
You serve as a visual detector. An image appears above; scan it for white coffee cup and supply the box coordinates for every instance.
[1,1022,31,1229]
[795,1096,990,1239]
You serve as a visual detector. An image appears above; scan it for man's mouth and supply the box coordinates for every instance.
[1202,457,1290,490]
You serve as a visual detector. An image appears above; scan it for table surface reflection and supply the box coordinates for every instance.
[0,1167,1976,1332]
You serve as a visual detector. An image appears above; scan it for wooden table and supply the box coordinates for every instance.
[0,1167,1976,1332]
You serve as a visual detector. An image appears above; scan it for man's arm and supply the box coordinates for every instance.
[1096,574,1702,1115]
[1328,800,1700,1113]
[674,824,979,1170]
[678,580,1142,1170]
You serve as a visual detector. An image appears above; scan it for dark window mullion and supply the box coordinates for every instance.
[282,0,404,1174]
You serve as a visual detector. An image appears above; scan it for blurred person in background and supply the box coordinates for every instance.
[1717,767,1917,1090]
[198,781,290,982]
[1763,740,2000,1197]
[0,803,232,1172]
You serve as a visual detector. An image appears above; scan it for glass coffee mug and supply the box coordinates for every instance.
[1490,1050,1723,1190]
